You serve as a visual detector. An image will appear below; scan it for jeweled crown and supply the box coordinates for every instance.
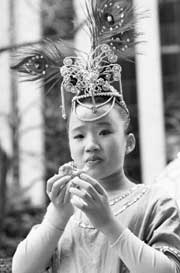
[12,0,137,120]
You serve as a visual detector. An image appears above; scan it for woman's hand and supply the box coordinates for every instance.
[45,162,81,229]
[69,173,115,231]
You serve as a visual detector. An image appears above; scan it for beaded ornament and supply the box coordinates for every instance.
[12,0,138,120]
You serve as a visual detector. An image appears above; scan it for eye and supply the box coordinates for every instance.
[73,134,84,139]
[99,129,111,136]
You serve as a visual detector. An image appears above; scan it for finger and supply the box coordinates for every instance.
[70,177,97,200]
[59,163,72,175]
[70,195,87,210]
[46,174,64,193]
[63,182,72,204]
[79,173,106,196]
[69,186,93,203]
[50,175,71,196]
[55,184,67,204]
[71,175,105,198]
[71,169,84,178]
[59,163,83,178]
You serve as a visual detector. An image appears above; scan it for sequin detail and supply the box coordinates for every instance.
[76,185,148,229]
[113,186,148,216]
[109,185,139,206]
[159,246,180,259]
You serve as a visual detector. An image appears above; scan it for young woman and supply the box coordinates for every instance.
[12,98,180,273]
[11,1,180,272]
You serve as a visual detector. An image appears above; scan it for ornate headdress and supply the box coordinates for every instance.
[12,0,138,121]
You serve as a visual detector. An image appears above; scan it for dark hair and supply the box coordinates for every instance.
[114,101,131,135]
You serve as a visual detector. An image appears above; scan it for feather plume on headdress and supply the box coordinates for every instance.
[11,39,67,86]
[11,0,139,120]
[86,0,137,58]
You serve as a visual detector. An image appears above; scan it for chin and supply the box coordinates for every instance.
[86,169,108,180]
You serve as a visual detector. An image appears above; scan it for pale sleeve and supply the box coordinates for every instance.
[111,228,178,273]
[110,190,180,273]
[145,192,180,270]
[12,220,63,273]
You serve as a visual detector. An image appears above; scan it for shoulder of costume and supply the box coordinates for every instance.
[144,183,180,210]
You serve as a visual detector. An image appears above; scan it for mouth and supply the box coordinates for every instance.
[85,156,103,167]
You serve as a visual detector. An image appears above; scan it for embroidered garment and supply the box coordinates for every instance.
[51,184,180,273]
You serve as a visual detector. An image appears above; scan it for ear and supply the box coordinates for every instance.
[125,133,136,154]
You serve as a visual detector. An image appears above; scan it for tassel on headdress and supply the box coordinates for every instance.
[11,0,139,120]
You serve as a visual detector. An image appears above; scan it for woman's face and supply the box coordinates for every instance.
[68,104,128,180]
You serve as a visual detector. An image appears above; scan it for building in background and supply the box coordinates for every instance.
[159,0,180,161]
[119,0,180,183]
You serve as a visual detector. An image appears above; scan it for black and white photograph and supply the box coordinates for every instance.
[0,0,180,272]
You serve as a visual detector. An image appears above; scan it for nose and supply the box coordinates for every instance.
[85,134,100,153]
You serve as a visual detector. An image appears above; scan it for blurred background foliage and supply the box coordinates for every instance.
[0,0,75,257]
[0,0,180,258]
